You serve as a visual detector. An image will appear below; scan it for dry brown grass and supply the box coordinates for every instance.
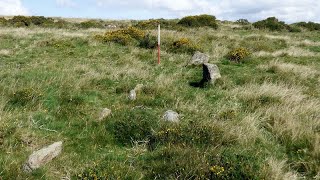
[254,46,317,57]
[0,49,11,56]
[266,158,299,180]
[258,60,318,79]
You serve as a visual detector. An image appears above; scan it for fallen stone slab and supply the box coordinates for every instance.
[98,108,112,121]
[23,141,63,172]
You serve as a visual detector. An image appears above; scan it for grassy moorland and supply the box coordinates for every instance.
[0,17,319,179]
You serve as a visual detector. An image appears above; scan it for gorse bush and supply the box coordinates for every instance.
[295,21,320,31]
[134,19,180,30]
[169,38,201,54]
[95,27,145,46]
[253,17,288,31]
[5,16,56,27]
[8,15,32,27]
[79,20,105,29]
[178,14,218,29]
[227,48,250,63]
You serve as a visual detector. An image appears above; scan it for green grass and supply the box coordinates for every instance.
[0,22,319,179]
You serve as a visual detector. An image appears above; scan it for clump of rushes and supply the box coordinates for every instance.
[95,27,145,46]
[227,47,250,63]
[169,38,201,54]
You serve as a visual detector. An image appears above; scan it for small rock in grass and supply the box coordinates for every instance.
[163,110,179,123]
[98,108,112,121]
[128,90,136,100]
[134,84,144,92]
[23,141,63,172]
[190,51,209,65]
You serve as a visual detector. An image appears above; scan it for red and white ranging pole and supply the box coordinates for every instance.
[157,24,161,64]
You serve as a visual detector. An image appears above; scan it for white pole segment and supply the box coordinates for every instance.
[158,24,160,45]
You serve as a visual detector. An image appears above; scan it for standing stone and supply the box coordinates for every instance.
[163,110,179,123]
[98,108,112,121]
[202,63,221,84]
[23,141,63,172]
[190,51,209,65]
[128,90,136,100]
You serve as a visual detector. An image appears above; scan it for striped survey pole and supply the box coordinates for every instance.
[157,24,161,64]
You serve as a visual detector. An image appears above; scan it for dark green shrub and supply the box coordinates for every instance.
[8,16,32,27]
[79,20,105,29]
[236,19,250,25]
[253,17,288,31]
[138,34,157,49]
[0,17,7,26]
[29,16,54,26]
[169,38,201,54]
[295,21,320,31]
[227,48,250,63]
[178,14,218,29]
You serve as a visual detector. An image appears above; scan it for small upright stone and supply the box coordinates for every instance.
[190,51,209,65]
[23,141,63,172]
[128,90,136,100]
[163,110,179,123]
[203,63,221,84]
[98,108,112,121]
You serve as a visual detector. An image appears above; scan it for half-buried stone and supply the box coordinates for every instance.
[163,110,179,123]
[23,141,63,172]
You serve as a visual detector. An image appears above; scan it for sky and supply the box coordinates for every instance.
[0,0,319,23]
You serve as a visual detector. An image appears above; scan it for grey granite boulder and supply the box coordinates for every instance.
[203,63,221,84]
[190,51,209,65]
[163,110,179,123]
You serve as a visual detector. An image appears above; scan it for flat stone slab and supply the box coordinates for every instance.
[23,141,63,172]
[98,108,112,121]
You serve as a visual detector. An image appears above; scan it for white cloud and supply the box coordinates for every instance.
[95,0,320,23]
[214,0,320,23]
[56,0,76,8]
[0,0,29,15]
